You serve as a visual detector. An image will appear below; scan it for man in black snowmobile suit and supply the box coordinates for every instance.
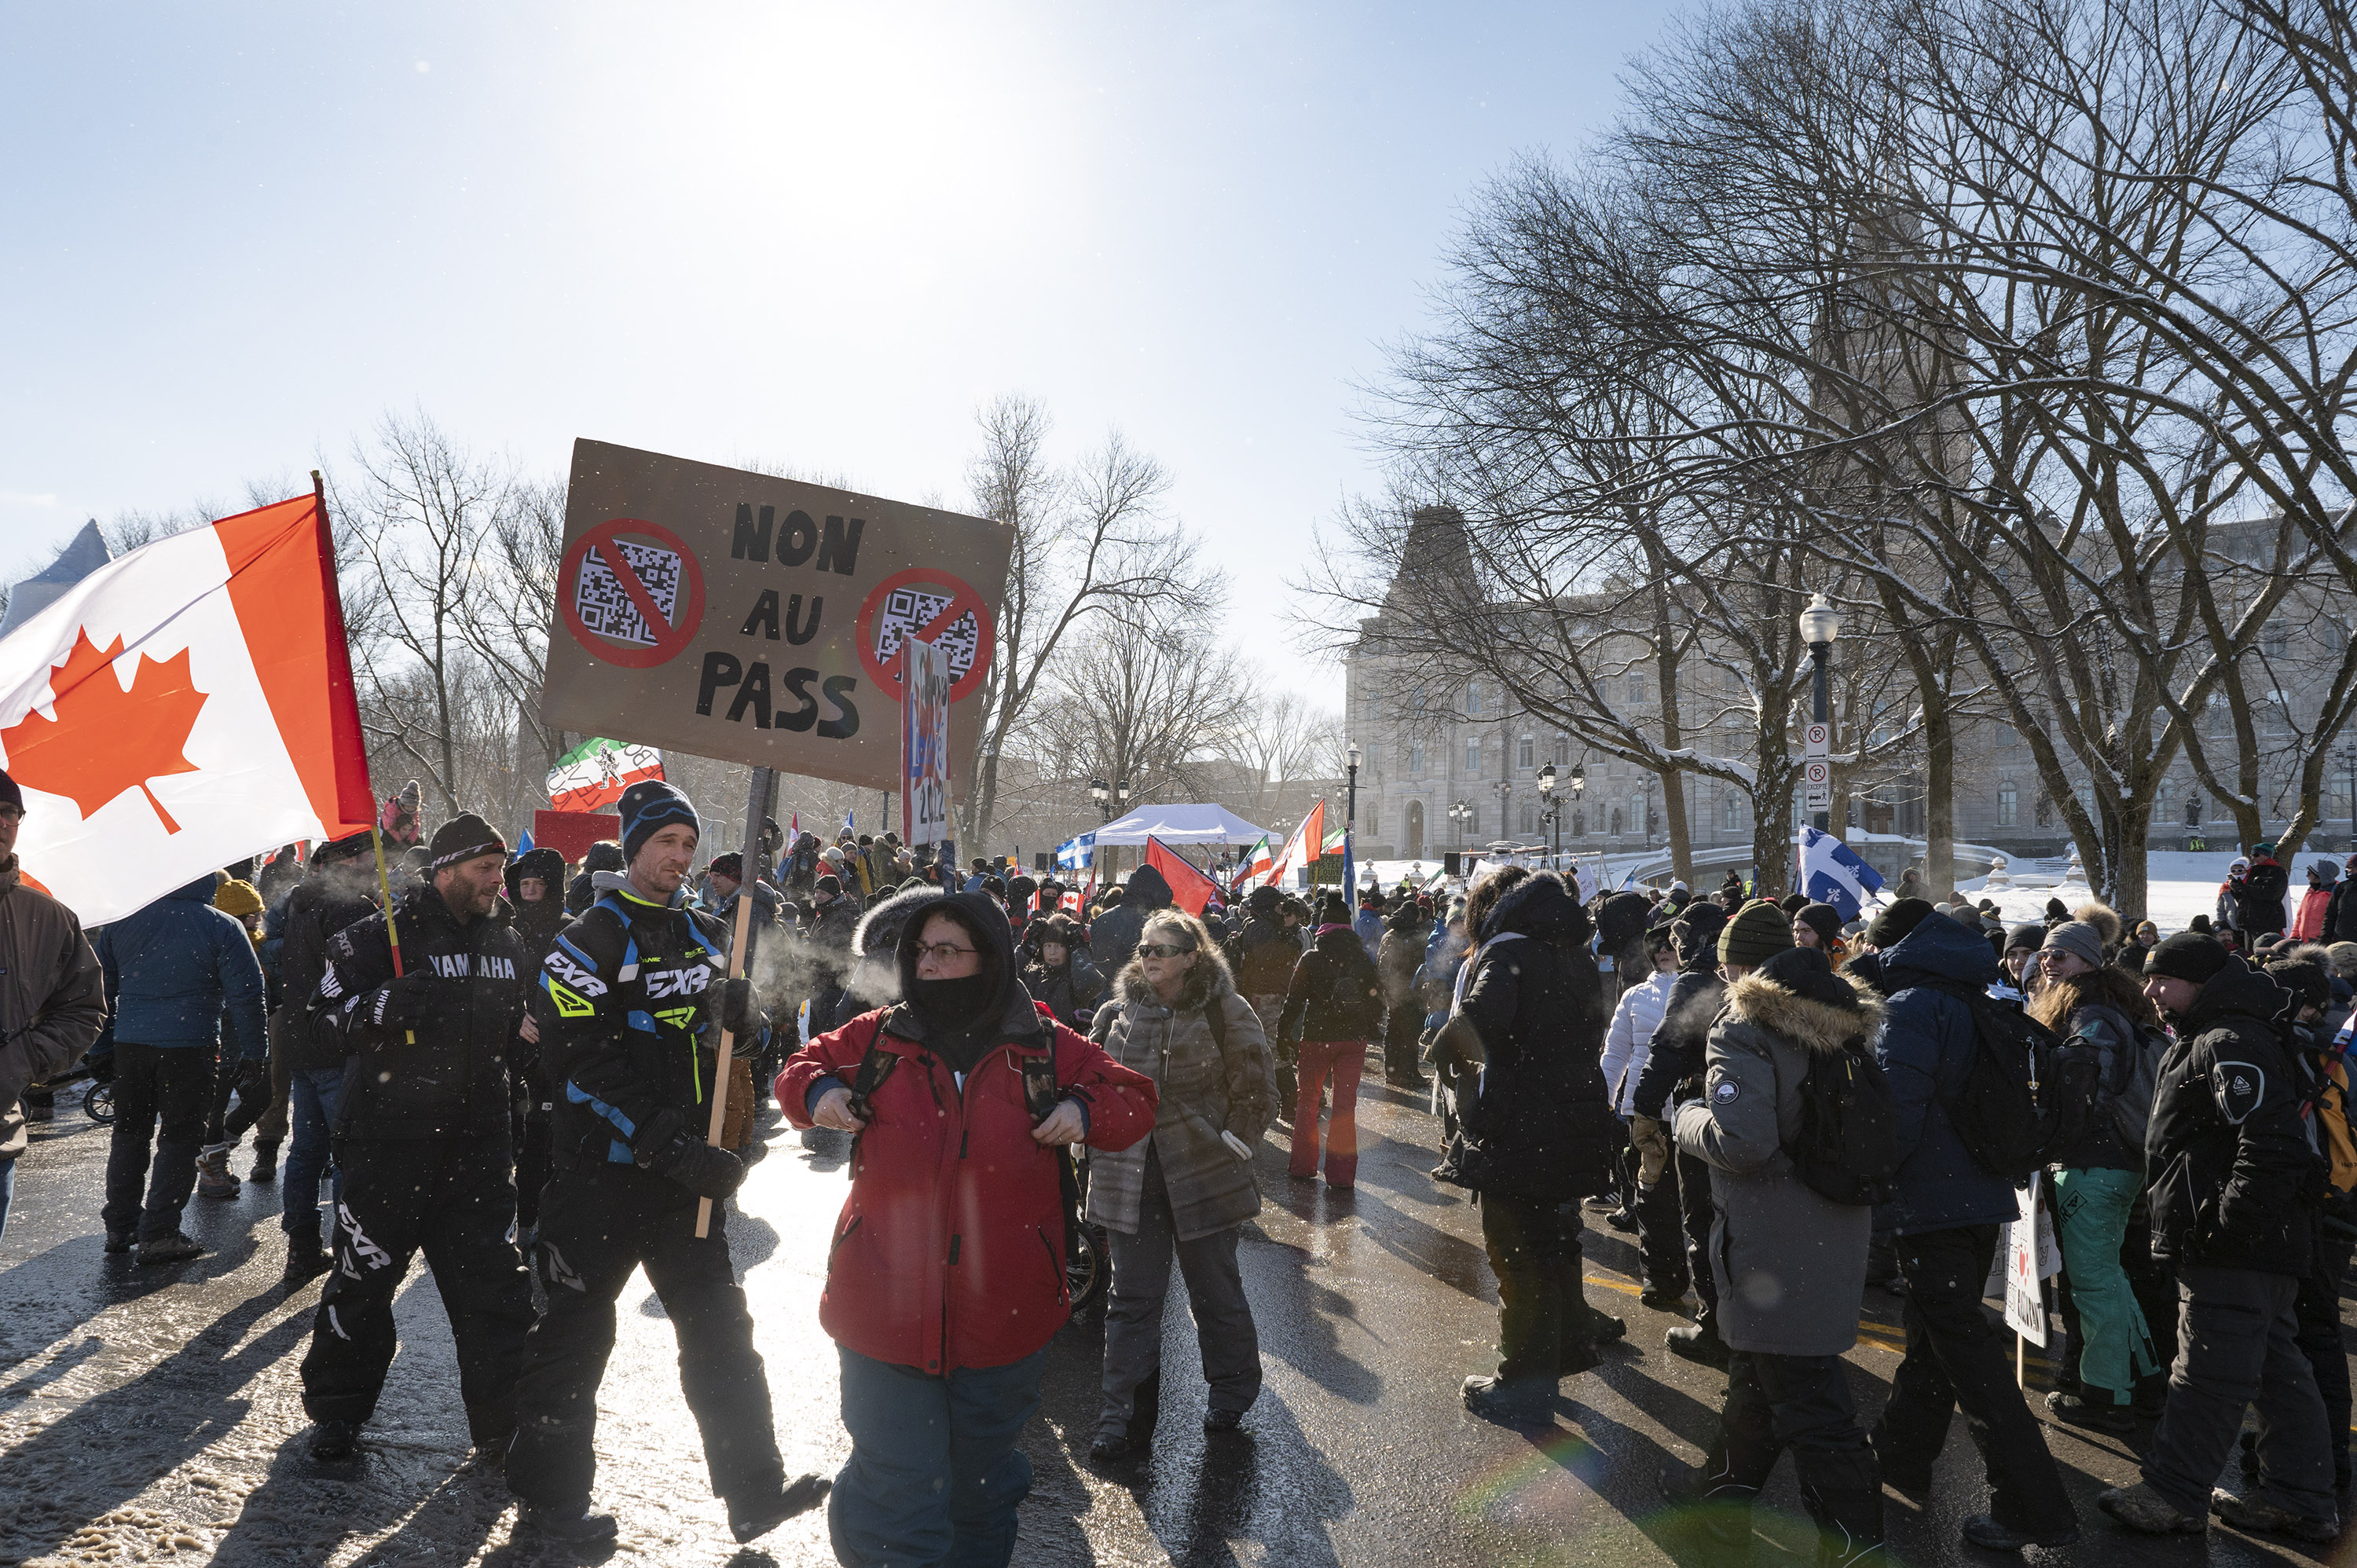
[505,781,829,1548]
[297,814,536,1465]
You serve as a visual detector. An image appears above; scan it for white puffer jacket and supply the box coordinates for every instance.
[1600,967,1677,1116]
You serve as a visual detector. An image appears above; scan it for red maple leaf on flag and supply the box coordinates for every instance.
[0,628,208,834]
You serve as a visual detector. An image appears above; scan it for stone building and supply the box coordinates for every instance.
[1345,507,2354,877]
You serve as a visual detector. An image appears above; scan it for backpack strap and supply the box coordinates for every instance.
[845,1013,904,1119]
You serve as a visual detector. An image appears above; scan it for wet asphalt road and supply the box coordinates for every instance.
[0,1065,2344,1567]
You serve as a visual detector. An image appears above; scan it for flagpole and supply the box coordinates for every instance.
[369,826,415,1046]
[697,764,768,1240]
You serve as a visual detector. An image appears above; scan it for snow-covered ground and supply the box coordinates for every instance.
[1358,847,2329,937]
[1956,849,2300,936]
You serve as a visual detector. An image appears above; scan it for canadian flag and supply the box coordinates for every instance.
[0,493,376,925]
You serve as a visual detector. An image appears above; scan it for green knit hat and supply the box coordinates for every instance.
[1719,898,1797,969]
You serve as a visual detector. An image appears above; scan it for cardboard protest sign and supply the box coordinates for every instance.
[541,440,1013,793]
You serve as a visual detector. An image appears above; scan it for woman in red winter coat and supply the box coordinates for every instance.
[778,892,1157,1566]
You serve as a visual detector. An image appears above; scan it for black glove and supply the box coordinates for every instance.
[632,1108,746,1200]
[236,1058,269,1099]
[368,971,435,1028]
[85,1052,114,1085]
[717,976,764,1039]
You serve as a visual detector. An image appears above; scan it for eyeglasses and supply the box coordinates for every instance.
[1137,943,1197,958]
[915,942,977,963]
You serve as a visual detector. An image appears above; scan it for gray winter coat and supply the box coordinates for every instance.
[1673,972,1884,1357]
[1087,953,1274,1241]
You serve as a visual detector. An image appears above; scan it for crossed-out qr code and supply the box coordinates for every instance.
[874,587,980,681]
[575,540,683,646]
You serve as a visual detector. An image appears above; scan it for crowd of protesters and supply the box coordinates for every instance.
[8,749,2357,1565]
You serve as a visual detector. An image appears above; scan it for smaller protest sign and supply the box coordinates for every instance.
[2002,1175,2053,1346]
[901,636,951,847]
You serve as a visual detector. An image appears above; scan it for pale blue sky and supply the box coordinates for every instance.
[2,2,1666,705]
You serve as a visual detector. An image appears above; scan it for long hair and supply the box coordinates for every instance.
[1464,865,1529,941]
[2027,961,2160,1035]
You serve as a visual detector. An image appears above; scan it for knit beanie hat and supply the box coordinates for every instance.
[708,852,743,880]
[0,767,20,813]
[2146,932,2231,985]
[213,877,265,918]
[1778,892,1810,916]
[2040,920,2107,971]
[427,811,507,872]
[1795,903,1844,947]
[815,874,842,898]
[1719,899,1796,969]
[2005,921,2046,954]
[618,780,699,864]
[1864,898,1934,950]
[313,829,376,866]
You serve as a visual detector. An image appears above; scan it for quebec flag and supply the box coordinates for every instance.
[1798,826,1886,923]
[1055,830,1095,871]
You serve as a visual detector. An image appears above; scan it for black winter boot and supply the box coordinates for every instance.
[1801,1483,1886,1568]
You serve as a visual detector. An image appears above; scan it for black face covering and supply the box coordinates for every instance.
[911,974,997,1074]
[897,894,1020,1075]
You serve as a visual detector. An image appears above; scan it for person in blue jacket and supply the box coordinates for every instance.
[1868,910,2077,1553]
[90,872,268,1263]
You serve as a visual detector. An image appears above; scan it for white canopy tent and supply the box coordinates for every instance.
[1091,803,1270,846]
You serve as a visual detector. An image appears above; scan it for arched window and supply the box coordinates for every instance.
[1611,808,1625,836]
[1997,784,2018,828]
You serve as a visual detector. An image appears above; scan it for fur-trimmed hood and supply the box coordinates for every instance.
[1114,940,1237,1013]
[855,884,948,958]
[1723,972,1883,1055]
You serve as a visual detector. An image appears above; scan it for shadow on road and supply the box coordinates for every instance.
[0,1281,309,1563]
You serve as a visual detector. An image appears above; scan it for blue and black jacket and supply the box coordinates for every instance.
[531,871,736,1166]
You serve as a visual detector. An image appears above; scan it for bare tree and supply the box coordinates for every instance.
[336,409,516,818]
[957,395,1215,851]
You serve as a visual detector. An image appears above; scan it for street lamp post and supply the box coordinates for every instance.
[1450,800,1470,852]
[1345,742,1362,889]
[1538,763,1556,869]
[1494,778,1512,859]
[1798,592,1843,834]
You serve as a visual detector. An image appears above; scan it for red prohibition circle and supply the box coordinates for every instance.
[559,518,706,669]
[855,567,995,702]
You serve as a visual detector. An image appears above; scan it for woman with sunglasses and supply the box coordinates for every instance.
[1083,910,1275,1464]
[779,892,1159,1565]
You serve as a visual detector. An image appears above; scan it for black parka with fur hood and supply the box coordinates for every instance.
[1442,874,1615,1201]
